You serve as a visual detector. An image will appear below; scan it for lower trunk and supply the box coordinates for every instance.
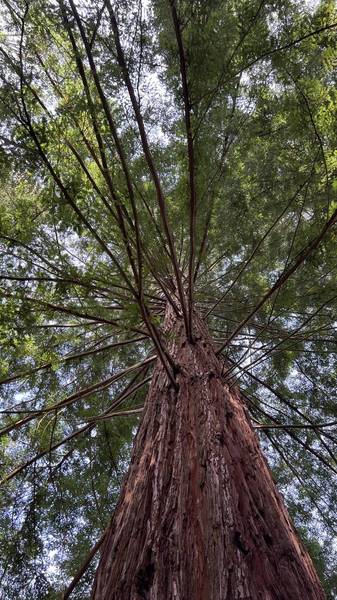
[92,308,324,599]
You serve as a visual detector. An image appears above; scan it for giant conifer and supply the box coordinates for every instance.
[0,0,336,597]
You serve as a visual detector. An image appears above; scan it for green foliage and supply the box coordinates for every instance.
[0,0,337,596]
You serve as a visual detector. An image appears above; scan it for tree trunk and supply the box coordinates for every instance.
[92,306,325,600]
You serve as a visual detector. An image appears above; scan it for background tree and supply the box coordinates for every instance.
[0,0,336,597]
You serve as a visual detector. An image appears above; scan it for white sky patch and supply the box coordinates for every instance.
[304,0,321,10]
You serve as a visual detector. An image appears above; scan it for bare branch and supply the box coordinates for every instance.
[0,336,147,386]
[106,0,189,335]
[216,198,337,353]
[170,0,196,339]
[62,527,108,599]
[0,356,155,438]
[254,421,337,430]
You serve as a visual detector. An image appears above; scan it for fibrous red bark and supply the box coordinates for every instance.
[92,307,325,599]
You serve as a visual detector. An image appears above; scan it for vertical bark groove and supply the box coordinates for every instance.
[92,307,325,599]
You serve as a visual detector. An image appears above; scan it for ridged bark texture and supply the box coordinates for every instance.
[92,307,325,600]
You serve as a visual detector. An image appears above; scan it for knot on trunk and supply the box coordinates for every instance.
[135,558,155,599]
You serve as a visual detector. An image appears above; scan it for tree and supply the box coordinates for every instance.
[0,0,336,597]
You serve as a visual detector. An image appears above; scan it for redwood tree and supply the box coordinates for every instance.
[0,0,336,598]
